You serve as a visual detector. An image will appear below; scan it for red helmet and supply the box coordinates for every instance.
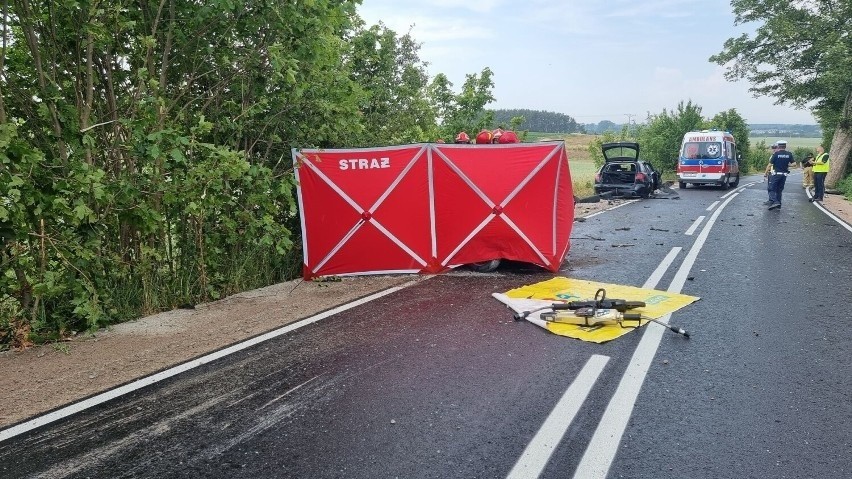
[475,130,493,144]
[454,131,470,143]
[498,131,519,144]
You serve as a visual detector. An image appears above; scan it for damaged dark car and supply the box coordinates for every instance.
[593,142,660,198]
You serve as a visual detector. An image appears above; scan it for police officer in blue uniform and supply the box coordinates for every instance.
[766,140,796,210]
[763,142,777,204]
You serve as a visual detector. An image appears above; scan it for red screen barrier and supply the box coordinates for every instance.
[294,142,574,279]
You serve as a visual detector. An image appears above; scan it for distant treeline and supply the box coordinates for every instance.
[490,109,582,133]
[584,122,822,137]
[488,110,822,137]
[748,124,822,137]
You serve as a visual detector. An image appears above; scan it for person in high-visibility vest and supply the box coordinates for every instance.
[801,153,815,189]
[810,145,830,202]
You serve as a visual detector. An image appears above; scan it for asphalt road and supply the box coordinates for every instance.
[2,173,851,479]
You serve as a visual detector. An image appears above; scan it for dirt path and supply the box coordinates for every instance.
[2,193,850,429]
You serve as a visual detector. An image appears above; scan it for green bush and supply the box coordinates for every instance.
[1,122,302,348]
[836,174,852,201]
[742,141,773,174]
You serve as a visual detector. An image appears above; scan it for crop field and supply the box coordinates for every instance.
[749,136,823,149]
[526,132,599,196]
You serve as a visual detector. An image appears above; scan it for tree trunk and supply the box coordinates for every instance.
[0,0,8,124]
[15,0,70,167]
[826,89,852,189]
[81,28,94,165]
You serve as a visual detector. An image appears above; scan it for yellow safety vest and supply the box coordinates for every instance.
[813,152,830,173]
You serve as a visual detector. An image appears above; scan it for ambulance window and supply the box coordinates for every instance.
[704,142,722,159]
[726,142,735,160]
[683,143,700,159]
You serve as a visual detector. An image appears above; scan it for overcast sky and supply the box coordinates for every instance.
[357,0,817,125]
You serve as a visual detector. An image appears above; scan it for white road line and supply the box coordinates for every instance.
[584,199,641,219]
[706,201,720,211]
[684,216,705,236]
[506,355,610,479]
[572,193,739,479]
[808,190,852,233]
[814,202,852,233]
[720,189,738,199]
[641,247,683,290]
[506,247,682,479]
[0,282,420,443]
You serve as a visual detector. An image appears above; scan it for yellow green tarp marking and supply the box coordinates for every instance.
[494,277,699,343]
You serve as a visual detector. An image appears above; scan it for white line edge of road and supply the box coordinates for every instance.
[815,203,852,233]
[808,190,852,234]
[706,200,720,211]
[0,281,420,444]
[572,192,740,479]
[505,354,610,479]
[720,183,752,199]
[583,199,641,219]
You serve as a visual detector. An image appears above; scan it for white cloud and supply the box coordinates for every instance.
[357,0,817,124]
[390,16,494,42]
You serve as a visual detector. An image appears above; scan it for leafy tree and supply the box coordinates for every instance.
[596,120,618,133]
[1,0,364,346]
[587,130,636,167]
[710,0,852,187]
[430,68,496,140]
[637,101,706,172]
[427,73,457,137]
[708,109,750,155]
[509,116,526,131]
[347,23,436,146]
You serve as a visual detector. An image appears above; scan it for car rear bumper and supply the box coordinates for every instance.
[594,184,650,197]
[678,173,727,183]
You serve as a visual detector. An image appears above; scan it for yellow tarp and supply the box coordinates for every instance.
[493,277,699,343]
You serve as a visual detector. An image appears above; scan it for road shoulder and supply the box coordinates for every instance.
[3,193,850,429]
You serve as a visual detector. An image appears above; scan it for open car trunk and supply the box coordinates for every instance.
[599,165,637,184]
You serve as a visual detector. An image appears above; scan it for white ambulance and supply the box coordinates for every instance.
[676,130,740,189]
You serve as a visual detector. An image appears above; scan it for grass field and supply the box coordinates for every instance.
[526,132,599,197]
[749,137,823,149]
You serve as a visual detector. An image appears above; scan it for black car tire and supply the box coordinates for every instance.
[679,181,687,189]
[469,259,501,273]
[720,176,730,189]
[731,175,740,187]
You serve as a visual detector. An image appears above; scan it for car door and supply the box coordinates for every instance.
[645,162,660,190]
[726,141,739,175]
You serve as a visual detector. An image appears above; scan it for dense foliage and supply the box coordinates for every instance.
[586,102,754,175]
[0,1,498,348]
[583,121,619,135]
[711,0,852,186]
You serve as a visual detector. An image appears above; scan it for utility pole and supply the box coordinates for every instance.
[625,114,636,136]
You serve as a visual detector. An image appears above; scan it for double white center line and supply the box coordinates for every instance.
[507,192,740,479]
